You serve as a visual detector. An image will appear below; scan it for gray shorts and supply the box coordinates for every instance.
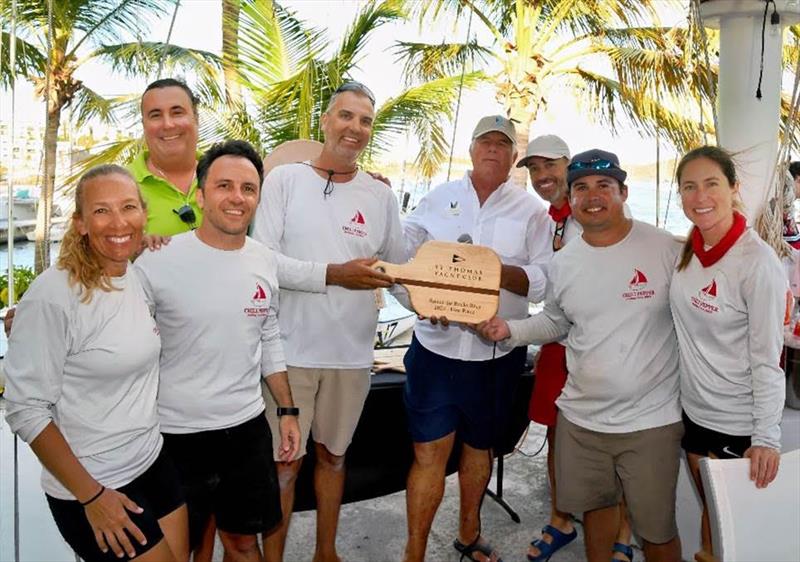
[554,412,684,544]
[263,366,371,460]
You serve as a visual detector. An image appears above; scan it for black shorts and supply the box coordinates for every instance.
[162,412,281,548]
[403,335,526,450]
[47,446,184,562]
[681,411,751,459]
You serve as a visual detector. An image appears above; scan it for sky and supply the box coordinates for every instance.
[0,0,699,172]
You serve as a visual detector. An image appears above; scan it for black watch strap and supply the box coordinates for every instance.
[277,407,300,417]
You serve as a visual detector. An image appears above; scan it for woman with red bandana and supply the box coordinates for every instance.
[670,146,786,560]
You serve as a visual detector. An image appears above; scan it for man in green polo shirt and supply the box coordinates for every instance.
[129,78,204,236]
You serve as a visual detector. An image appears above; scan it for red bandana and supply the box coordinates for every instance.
[548,200,572,222]
[691,211,747,268]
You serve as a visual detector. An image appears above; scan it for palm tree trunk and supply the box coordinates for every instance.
[511,118,530,188]
[33,100,60,274]
[222,0,242,107]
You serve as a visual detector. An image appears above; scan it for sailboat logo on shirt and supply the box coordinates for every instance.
[628,269,648,289]
[342,209,368,238]
[700,280,717,299]
[622,269,655,301]
[691,278,720,313]
[245,283,269,317]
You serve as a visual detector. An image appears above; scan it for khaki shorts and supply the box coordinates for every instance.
[263,366,371,460]
[554,413,684,544]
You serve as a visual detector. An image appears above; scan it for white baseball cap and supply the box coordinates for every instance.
[516,134,570,168]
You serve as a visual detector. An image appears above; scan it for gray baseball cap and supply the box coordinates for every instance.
[472,115,517,145]
[516,134,571,168]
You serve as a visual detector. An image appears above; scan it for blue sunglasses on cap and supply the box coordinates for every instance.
[567,158,618,172]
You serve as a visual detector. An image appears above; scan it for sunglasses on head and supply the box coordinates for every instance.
[334,81,376,105]
[173,204,197,228]
[567,159,617,172]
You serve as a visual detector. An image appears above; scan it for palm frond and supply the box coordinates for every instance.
[236,0,326,92]
[71,86,118,128]
[92,41,221,79]
[0,32,47,84]
[68,0,175,55]
[331,0,406,75]
[393,39,493,84]
[61,136,143,189]
[369,71,485,175]
[566,67,709,152]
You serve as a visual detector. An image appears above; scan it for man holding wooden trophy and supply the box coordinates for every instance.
[395,115,551,562]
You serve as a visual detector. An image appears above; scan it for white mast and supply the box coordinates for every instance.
[699,0,800,221]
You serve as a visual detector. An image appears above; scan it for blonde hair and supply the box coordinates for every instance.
[675,146,744,271]
[57,165,144,303]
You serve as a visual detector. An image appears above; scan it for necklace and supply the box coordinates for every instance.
[148,158,196,193]
[303,161,358,198]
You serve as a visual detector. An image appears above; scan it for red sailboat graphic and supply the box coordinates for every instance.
[252,283,267,301]
[629,269,648,288]
[701,279,717,298]
[350,211,365,224]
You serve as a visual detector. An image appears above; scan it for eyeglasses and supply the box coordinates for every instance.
[173,204,197,228]
[567,159,617,172]
[552,219,567,252]
[333,81,376,105]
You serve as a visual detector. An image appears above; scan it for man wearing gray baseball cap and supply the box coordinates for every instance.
[480,148,683,562]
[400,115,551,562]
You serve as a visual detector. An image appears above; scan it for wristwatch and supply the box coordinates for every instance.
[277,407,300,417]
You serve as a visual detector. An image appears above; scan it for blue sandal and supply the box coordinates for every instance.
[527,525,577,561]
[611,542,634,562]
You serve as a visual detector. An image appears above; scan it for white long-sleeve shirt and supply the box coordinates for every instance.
[252,163,407,369]
[670,229,786,449]
[403,172,551,361]
[506,220,682,432]
[133,232,291,433]
[4,267,163,499]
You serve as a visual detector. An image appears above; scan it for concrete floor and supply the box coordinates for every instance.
[212,422,589,562]
[3,399,797,562]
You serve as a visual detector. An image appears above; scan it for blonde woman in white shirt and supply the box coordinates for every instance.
[4,166,187,562]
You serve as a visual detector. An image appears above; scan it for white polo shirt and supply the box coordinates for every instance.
[403,172,551,361]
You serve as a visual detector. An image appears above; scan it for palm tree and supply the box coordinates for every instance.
[205,0,484,178]
[400,0,719,186]
[0,0,220,273]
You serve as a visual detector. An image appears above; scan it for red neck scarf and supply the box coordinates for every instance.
[548,200,571,222]
[691,211,747,268]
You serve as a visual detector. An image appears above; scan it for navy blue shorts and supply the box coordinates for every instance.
[403,335,526,450]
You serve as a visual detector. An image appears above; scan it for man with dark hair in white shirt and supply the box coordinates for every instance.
[401,115,551,562]
[134,140,302,562]
[480,149,683,562]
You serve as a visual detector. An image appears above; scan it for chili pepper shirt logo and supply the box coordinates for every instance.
[244,283,269,317]
[342,210,368,238]
[691,279,719,313]
[622,269,655,300]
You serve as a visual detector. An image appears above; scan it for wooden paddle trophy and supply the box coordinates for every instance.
[374,241,501,323]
